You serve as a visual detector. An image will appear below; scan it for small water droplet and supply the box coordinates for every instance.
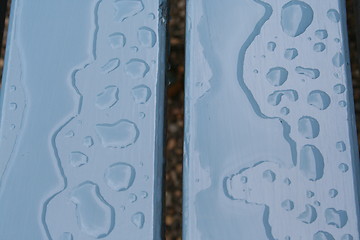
[9,124,16,130]
[69,152,88,167]
[253,69,259,74]
[65,130,75,138]
[267,41,276,51]
[108,32,126,48]
[336,141,346,152]
[297,204,317,224]
[104,162,135,191]
[332,52,345,67]
[139,112,146,119]
[295,66,320,79]
[9,103,17,111]
[338,163,349,173]
[131,46,139,53]
[83,136,94,148]
[284,48,298,60]
[125,59,150,79]
[114,0,144,22]
[300,145,324,181]
[306,190,315,198]
[313,231,335,240]
[96,120,139,148]
[96,86,119,110]
[341,234,354,240]
[307,90,331,110]
[10,85,16,92]
[284,178,291,185]
[327,9,341,23]
[144,175,149,181]
[267,90,298,106]
[59,232,73,240]
[138,27,157,48]
[333,84,346,94]
[131,212,145,229]
[314,201,321,207]
[339,101,347,108]
[266,67,288,86]
[334,38,341,43]
[131,85,152,104]
[141,191,148,199]
[280,107,290,115]
[241,176,248,184]
[315,29,328,40]
[313,42,326,52]
[263,170,276,182]
[329,189,338,198]
[120,205,126,211]
[129,193,138,203]
[148,13,156,20]
[281,1,314,37]
[101,58,120,74]
[281,199,294,211]
[298,116,320,139]
[325,208,348,228]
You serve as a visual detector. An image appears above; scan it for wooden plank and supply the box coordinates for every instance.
[184,0,360,239]
[0,0,167,239]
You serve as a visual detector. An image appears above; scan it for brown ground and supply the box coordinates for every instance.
[0,1,360,240]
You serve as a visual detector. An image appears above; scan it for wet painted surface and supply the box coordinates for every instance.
[0,0,166,239]
[184,0,360,239]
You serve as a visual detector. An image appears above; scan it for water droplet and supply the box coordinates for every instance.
[9,103,17,111]
[96,120,139,148]
[104,162,135,191]
[59,232,73,240]
[241,176,248,183]
[148,13,156,20]
[313,231,335,240]
[10,85,16,92]
[313,42,326,52]
[284,178,291,185]
[285,236,291,240]
[139,112,146,119]
[298,116,320,139]
[307,90,331,110]
[69,152,88,167]
[314,201,321,207]
[266,67,288,86]
[334,38,341,43]
[263,170,276,182]
[65,130,75,138]
[9,124,16,130]
[280,107,290,115]
[131,212,145,229]
[131,46,139,53]
[281,199,294,211]
[114,0,144,22]
[253,69,259,74]
[120,205,126,211]
[267,41,276,51]
[336,141,346,152]
[338,163,349,173]
[325,208,348,228]
[295,66,320,79]
[297,204,317,224]
[332,52,345,67]
[83,136,94,148]
[281,1,313,37]
[138,27,157,48]
[70,182,114,238]
[101,58,120,74]
[329,189,338,198]
[108,32,126,48]
[299,145,324,181]
[131,85,152,104]
[306,190,315,198]
[96,86,119,110]
[315,29,328,39]
[341,234,354,240]
[144,175,149,181]
[125,59,150,79]
[284,48,298,60]
[129,193,138,203]
[141,191,148,199]
[333,84,346,94]
[327,9,340,23]
[339,101,347,108]
[267,90,298,106]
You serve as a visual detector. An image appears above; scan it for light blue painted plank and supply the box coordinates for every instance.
[0,0,167,239]
[184,0,360,239]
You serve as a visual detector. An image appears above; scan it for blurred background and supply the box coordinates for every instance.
[1,0,360,239]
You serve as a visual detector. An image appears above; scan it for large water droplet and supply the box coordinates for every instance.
[334,84,346,94]
[96,86,119,110]
[307,90,331,110]
[325,208,348,228]
[125,59,150,79]
[284,48,298,60]
[281,199,294,211]
[104,162,135,191]
[70,182,115,238]
[114,0,144,22]
[266,67,288,86]
[138,27,156,48]
[332,52,345,67]
[131,212,145,229]
[59,232,73,240]
[299,145,324,181]
[96,120,139,148]
[313,231,335,240]
[315,29,328,39]
[297,204,317,224]
[281,0,314,37]
[101,58,120,74]
[108,33,126,48]
[313,43,326,52]
[70,152,88,167]
[327,9,340,23]
[298,116,320,139]
[267,90,298,106]
[295,66,320,79]
[132,85,152,104]
[263,170,276,182]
